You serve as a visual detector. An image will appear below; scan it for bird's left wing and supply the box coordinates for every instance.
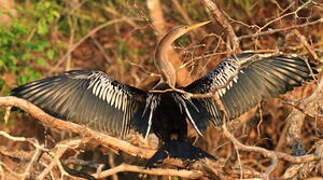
[12,70,152,137]
[183,53,318,133]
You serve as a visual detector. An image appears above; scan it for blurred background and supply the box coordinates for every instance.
[0,0,322,179]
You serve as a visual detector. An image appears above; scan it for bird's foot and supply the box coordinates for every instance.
[145,140,217,168]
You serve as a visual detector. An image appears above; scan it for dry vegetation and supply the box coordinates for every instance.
[0,0,322,179]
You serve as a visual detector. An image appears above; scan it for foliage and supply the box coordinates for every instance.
[0,1,61,94]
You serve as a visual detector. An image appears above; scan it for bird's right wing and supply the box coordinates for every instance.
[183,53,318,133]
[12,70,153,137]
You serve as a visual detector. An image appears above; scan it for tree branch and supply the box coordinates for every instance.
[286,77,323,152]
[0,96,208,179]
[95,163,203,179]
[200,0,240,52]
[0,96,155,159]
[221,77,323,179]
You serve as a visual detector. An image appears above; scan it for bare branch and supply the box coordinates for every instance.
[37,139,87,180]
[238,18,322,40]
[293,29,320,62]
[256,0,314,35]
[0,96,155,159]
[95,163,203,179]
[0,96,210,178]
[50,18,140,74]
[146,0,167,36]
[200,0,240,52]
[286,77,323,151]
[222,123,278,179]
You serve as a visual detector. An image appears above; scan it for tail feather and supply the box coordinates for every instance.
[145,140,216,167]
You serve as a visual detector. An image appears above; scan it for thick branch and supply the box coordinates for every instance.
[286,77,323,148]
[0,96,208,179]
[95,164,203,179]
[0,96,155,159]
[200,0,240,52]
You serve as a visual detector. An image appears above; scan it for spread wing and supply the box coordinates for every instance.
[12,70,152,137]
[183,53,318,132]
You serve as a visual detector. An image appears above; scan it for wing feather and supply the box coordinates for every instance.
[184,53,317,133]
[12,70,150,137]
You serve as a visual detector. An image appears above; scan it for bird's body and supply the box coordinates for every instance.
[11,21,318,168]
[150,92,188,141]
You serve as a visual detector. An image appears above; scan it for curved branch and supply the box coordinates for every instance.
[221,77,323,179]
[200,0,240,52]
[0,96,155,159]
[286,76,323,154]
[95,163,203,179]
[222,123,278,179]
[0,96,207,178]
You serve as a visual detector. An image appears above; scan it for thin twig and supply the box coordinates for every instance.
[200,0,240,52]
[65,16,74,71]
[0,131,46,151]
[256,0,314,35]
[50,18,139,74]
[22,147,43,180]
[293,29,320,61]
[222,123,278,179]
[238,18,322,40]
[91,36,112,64]
[171,0,193,25]
[0,131,47,179]
[36,139,86,180]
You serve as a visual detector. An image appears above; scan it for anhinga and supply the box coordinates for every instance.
[12,21,318,166]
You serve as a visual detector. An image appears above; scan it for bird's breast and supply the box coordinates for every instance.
[151,93,188,141]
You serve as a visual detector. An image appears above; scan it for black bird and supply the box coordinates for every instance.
[12,21,318,167]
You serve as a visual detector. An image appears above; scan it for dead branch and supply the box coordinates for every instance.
[256,0,314,35]
[220,77,323,179]
[0,131,46,151]
[95,163,203,179]
[0,131,46,179]
[37,139,86,180]
[293,29,320,62]
[200,0,240,52]
[0,96,155,159]
[222,123,278,179]
[0,131,89,180]
[286,77,323,152]
[238,18,322,40]
[222,122,322,179]
[0,96,209,178]
[171,0,193,25]
[50,18,140,74]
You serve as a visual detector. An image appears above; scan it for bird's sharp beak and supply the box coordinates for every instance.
[185,20,211,32]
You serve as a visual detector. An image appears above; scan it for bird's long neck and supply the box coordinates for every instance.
[154,28,183,88]
[154,22,210,88]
